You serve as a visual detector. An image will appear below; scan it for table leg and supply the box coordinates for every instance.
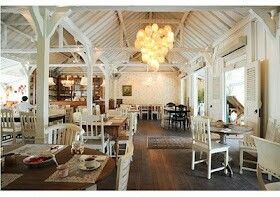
[218,134,233,177]
[114,138,119,163]
[222,162,233,177]
[219,134,227,144]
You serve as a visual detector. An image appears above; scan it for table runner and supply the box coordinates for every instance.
[45,155,109,184]
[1,173,23,188]
[8,144,66,156]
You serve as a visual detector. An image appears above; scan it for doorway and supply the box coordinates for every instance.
[224,67,245,124]
[193,68,206,116]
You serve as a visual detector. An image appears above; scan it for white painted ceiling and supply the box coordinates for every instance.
[0,6,276,76]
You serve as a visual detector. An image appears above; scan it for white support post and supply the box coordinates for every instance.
[36,36,50,143]
[58,25,63,48]
[86,46,93,114]
[113,77,117,108]
[180,78,186,105]
[27,6,70,143]
[104,66,110,113]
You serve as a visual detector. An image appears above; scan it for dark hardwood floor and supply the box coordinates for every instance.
[98,119,259,190]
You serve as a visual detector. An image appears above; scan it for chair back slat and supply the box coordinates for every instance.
[265,118,277,141]
[253,136,280,179]
[19,111,36,136]
[1,109,15,130]
[45,123,84,145]
[94,105,101,115]
[191,116,211,149]
[129,112,138,134]
[82,114,106,150]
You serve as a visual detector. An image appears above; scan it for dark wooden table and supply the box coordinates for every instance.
[12,114,66,123]
[82,116,127,162]
[1,146,115,190]
[164,108,190,127]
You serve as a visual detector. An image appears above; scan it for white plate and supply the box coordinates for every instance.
[78,161,100,171]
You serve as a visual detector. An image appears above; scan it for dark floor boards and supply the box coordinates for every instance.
[98,120,259,190]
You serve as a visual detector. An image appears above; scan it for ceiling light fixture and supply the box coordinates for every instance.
[80,76,87,86]
[135,24,174,72]
[61,75,74,88]
[48,77,56,86]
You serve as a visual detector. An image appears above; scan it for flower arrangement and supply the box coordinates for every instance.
[18,85,27,95]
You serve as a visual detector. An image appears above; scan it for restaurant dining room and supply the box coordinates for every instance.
[0,0,280,194]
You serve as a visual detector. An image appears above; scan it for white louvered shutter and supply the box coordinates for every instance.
[244,61,261,136]
[209,58,223,120]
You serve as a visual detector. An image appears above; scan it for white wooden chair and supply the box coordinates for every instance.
[1,109,22,144]
[76,106,87,113]
[65,107,73,123]
[140,105,149,120]
[44,123,84,145]
[19,111,37,144]
[151,105,160,120]
[130,112,138,134]
[118,107,128,117]
[239,118,276,175]
[94,105,101,116]
[191,116,229,179]
[253,136,280,190]
[116,141,134,191]
[109,113,135,157]
[160,105,170,128]
[81,114,109,154]
[135,105,140,118]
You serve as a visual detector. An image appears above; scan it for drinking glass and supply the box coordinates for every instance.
[71,141,84,154]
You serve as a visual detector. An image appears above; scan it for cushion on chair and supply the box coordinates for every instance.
[193,141,229,153]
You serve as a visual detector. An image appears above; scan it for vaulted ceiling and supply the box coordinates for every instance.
[0,6,276,76]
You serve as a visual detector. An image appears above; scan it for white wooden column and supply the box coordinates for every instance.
[28,7,70,143]
[36,35,50,142]
[86,47,93,114]
[113,77,118,108]
[86,64,93,114]
[180,78,186,105]
[104,66,110,113]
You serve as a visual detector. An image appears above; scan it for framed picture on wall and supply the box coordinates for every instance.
[122,85,132,96]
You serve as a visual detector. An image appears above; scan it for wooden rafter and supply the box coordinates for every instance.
[116,11,130,47]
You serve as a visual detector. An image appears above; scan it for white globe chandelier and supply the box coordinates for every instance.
[135,24,174,71]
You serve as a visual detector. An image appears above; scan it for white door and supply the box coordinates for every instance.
[244,61,261,136]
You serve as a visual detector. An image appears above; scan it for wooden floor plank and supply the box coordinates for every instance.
[97,120,259,190]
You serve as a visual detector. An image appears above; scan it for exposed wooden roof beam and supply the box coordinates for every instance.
[116,11,130,47]
[208,11,231,30]
[1,21,34,42]
[174,12,191,40]
[1,6,276,14]
[1,46,212,54]
[249,8,278,38]
[126,18,180,24]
